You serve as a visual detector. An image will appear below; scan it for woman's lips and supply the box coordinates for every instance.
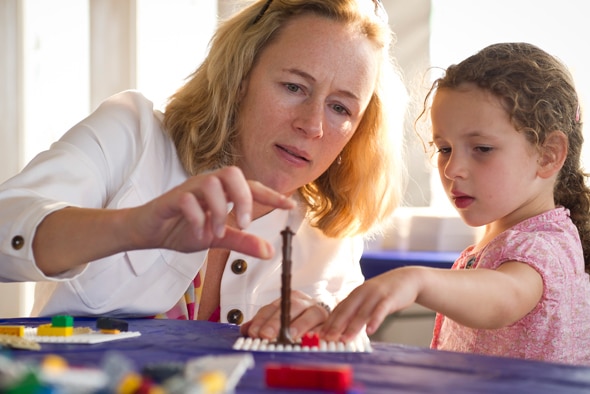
[276,144,311,165]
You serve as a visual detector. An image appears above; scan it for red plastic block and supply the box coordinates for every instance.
[301,332,321,348]
[265,362,352,391]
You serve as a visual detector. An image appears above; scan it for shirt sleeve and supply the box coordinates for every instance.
[0,90,158,282]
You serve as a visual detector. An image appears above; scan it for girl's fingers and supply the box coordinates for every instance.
[321,300,360,341]
[321,285,384,341]
[287,302,330,340]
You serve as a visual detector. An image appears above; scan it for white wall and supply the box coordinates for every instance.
[0,0,29,318]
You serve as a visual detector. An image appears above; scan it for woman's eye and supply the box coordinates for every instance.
[437,147,451,154]
[332,103,350,115]
[285,83,300,93]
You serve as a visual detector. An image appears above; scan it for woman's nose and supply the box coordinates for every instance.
[293,100,323,138]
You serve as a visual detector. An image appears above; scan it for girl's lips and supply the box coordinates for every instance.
[453,195,474,209]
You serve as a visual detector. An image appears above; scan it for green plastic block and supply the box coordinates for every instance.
[51,315,74,327]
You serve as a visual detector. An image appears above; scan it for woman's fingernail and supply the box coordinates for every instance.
[195,227,204,240]
[238,212,251,229]
[261,243,274,259]
[260,326,275,339]
[248,325,259,337]
[289,327,298,339]
[215,224,225,238]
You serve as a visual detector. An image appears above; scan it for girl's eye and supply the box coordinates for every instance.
[475,146,493,153]
[437,147,451,154]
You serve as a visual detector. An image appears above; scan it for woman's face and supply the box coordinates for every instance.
[235,13,380,196]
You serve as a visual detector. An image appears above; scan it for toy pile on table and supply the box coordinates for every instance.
[1,315,362,393]
[0,316,140,350]
[0,349,255,393]
[0,316,254,393]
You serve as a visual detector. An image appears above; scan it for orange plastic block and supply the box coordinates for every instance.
[99,329,121,335]
[37,323,74,337]
[0,325,25,337]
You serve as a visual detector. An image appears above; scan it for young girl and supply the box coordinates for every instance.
[321,42,590,365]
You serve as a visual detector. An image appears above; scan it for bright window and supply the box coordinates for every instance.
[22,0,89,164]
[429,0,590,211]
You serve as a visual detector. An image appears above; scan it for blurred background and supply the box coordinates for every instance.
[1,1,588,326]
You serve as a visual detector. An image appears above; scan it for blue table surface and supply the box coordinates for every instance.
[2,317,590,393]
[360,250,460,279]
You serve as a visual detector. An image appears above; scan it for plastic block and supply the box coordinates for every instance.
[265,362,352,391]
[301,332,320,348]
[96,317,129,332]
[51,315,74,327]
[0,325,25,337]
[233,335,372,353]
[37,324,74,337]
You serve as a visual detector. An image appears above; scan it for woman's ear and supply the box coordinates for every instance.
[238,78,249,101]
[537,130,568,179]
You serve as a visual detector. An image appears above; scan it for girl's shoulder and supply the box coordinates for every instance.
[478,207,582,274]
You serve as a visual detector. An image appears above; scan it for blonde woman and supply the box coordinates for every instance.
[0,0,405,340]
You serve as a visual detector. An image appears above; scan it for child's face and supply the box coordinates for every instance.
[431,84,553,231]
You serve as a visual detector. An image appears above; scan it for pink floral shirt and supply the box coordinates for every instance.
[431,207,590,365]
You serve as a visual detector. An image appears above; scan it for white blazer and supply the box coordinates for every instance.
[0,91,365,322]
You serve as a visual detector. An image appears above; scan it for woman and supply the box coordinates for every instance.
[0,0,405,340]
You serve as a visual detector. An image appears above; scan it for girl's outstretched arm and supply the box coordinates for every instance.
[320,262,543,342]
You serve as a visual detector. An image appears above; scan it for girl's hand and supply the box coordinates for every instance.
[126,166,295,259]
[240,290,331,340]
[321,262,544,342]
[320,267,422,342]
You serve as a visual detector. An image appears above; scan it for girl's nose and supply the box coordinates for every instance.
[293,100,323,138]
[442,153,467,180]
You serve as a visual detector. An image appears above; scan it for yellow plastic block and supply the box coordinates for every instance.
[116,372,142,394]
[0,325,25,337]
[37,324,74,337]
[42,354,69,372]
[199,370,227,394]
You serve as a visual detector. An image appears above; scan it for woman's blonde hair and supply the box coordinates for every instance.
[164,0,406,238]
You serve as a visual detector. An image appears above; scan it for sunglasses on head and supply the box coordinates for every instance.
[252,0,388,25]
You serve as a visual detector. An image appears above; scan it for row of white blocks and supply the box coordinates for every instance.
[232,336,372,353]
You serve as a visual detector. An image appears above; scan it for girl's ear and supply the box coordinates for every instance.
[537,130,568,179]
